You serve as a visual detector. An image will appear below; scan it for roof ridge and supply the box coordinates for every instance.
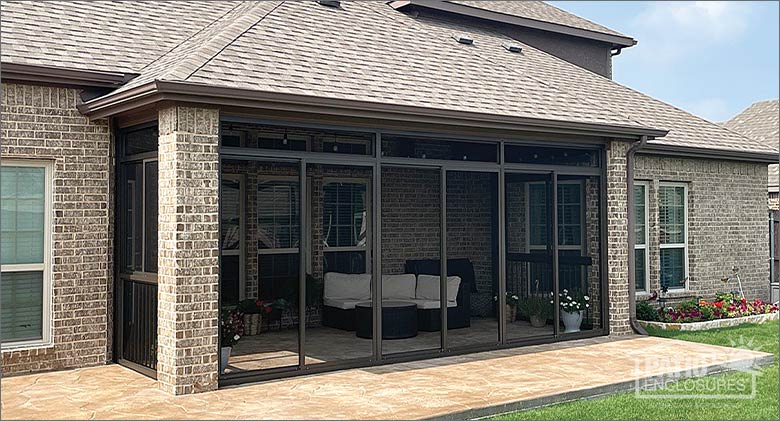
[134,1,247,74]
[181,1,286,82]
[114,1,284,92]
[374,2,651,131]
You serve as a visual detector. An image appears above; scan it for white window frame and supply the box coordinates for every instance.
[634,181,650,293]
[658,182,689,290]
[322,177,372,272]
[1,159,53,351]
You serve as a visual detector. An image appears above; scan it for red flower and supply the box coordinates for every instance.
[740,297,747,303]
[714,301,723,308]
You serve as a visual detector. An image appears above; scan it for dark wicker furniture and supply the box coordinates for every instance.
[354,301,418,339]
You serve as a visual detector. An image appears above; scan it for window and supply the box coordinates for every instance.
[528,182,584,291]
[659,183,688,289]
[634,182,649,292]
[121,160,158,274]
[257,178,300,299]
[1,161,52,348]
[322,181,369,273]
[528,182,583,248]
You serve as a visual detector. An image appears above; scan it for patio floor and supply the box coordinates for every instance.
[1,335,773,420]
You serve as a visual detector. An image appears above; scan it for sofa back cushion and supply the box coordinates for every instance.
[324,272,371,300]
[382,274,417,300]
[416,274,461,303]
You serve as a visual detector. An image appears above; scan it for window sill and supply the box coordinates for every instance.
[1,340,53,353]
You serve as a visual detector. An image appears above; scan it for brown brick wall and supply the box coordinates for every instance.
[606,140,631,336]
[157,105,220,395]
[635,154,770,301]
[1,82,112,375]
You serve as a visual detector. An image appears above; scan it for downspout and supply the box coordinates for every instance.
[626,135,648,335]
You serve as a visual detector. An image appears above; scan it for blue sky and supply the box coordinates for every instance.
[550,1,780,122]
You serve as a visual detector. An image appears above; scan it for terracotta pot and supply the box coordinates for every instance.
[561,310,584,333]
[529,314,547,328]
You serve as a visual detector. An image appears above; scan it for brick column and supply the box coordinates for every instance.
[606,140,631,336]
[157,105,220,395]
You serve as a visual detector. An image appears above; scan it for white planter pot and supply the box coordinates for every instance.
[561,310,583,333]
[220,346,232,373]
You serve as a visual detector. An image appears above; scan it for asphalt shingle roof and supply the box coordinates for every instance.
[723,100,780,188]
[0,0,775,159]
[449,0,628,38]
[0,0,241,73]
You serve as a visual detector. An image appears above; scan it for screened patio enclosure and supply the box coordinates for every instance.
[216,118,607,384]
[114,118,607,384]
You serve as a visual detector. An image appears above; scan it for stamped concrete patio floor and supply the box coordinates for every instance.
[1,335,773,420]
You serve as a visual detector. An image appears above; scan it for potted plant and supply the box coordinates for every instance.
[559,289,589,333]
[220,308,244,373]
[495,292,521,322]
[237,299,260,336]
[518,294,554,328]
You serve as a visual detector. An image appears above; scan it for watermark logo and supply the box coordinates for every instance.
[633,335,763,400]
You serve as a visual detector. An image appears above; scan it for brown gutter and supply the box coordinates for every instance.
[79,80,668,139]
[0,62,136,88]
[390,0,637,48]
[640,143,779,164]
[626,135,648,335]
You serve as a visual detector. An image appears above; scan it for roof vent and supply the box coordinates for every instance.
[317,0,341,7]
[452,34,474,45]
[502,42,522,53]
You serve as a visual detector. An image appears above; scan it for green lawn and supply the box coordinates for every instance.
[488,321,780,420]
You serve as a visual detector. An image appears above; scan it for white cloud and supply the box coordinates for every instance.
[630,1,752,63]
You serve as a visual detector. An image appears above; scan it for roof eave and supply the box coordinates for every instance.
[640,143,779,164]
[1,62,137,88]
[78,80,666,139]
[389,0,636,48]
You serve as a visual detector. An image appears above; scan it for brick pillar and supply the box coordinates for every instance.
[606,140,631,336]
[157,105,220,395]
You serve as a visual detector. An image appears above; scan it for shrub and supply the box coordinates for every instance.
[636,301,658,321]
[518,295,554,319]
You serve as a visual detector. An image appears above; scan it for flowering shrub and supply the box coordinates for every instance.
[559,289,590,314]
[221,308,245,347]
[494,292,521,307]
[652,294,778,323]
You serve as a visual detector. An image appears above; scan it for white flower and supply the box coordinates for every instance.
[233,334,240,341]
[512,295,519,300]
[563,289,568,294]
[550,300,554,304]
[584,296,590,301]
[585,304,590,308]
[566,296,571,300]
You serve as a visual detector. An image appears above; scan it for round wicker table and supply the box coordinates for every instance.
[355,301,418,339]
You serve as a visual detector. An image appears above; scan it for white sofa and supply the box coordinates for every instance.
[322,272,460,331]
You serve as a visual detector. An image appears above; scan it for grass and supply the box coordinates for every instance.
[488,320,780,420]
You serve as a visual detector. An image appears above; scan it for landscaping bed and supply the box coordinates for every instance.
[636,292,777,329]
[638,312,777,331]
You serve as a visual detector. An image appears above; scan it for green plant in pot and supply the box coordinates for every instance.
[518,294,554,328]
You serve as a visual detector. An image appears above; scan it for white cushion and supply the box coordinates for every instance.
[415,274,461,302]
[382,274,417,300]
[409,299,457,310]
[324,272,371,300]
[323,298,367,310]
